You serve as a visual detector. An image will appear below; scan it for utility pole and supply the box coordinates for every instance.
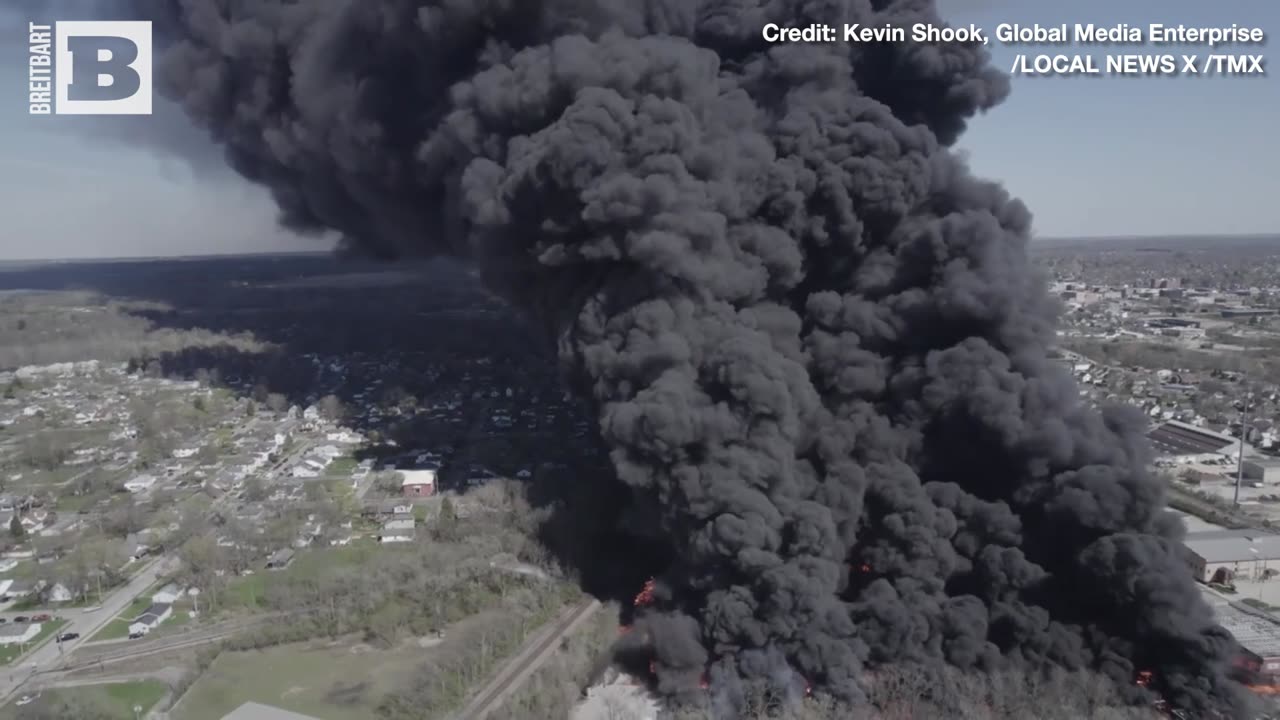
[1235,387,1252,506]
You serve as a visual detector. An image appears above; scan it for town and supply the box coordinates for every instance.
[4,236,1280,718]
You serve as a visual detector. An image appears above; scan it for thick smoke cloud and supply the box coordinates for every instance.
[130,0,1249,716]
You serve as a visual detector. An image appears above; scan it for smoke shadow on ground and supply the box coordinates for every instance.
[0,254,666,603]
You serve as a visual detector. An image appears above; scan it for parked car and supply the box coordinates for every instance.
[31,613,51,622]
[57,632,79,642]
[13,616,29,623]
[15,693,38,706]
[127,632,144,640]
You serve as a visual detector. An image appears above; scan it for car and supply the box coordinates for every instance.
[127,632,144,640]
[15,693,38,706]
[0,617,7,624]
[13,616,29,623]
[57,632,79,642]
[31,613,51,622]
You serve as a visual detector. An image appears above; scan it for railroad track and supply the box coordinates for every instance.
[453,599,600,720]
[49,617,272,673]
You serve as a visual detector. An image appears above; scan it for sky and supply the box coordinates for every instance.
[0,0,1275,261]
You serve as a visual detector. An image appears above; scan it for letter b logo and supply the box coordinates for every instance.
[54,21,152,115]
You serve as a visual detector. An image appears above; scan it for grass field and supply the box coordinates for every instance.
[221,541,383,613]
[325,457,358,476]
[0,619,66,665]
[89,589,163,641]
[0,679,168,719]
[170,637,428,720]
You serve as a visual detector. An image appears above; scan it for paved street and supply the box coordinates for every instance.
[0,555,170,702]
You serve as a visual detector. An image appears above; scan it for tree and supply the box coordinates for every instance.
[266,393,289,413]
[318,394,347,423]
[434,496,459,541]
[178,535,228,612]
[242,477,269,503]
[9,514,23,539]
[192,395,207,412]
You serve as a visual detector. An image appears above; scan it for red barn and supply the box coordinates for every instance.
[401,470,437,497]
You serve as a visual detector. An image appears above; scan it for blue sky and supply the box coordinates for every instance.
[0,0,1275,260]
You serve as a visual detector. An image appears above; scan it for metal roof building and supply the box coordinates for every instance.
[1147,420,1239,457]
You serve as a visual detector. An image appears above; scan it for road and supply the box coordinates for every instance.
[452,599,600,720]
[0,555,170,703]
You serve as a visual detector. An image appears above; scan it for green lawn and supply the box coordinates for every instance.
[0,679,168,719]
[88,591,159,641]
[92,619,133,642]
[170,638,425,720]
[325,457,357,476]
[0,619,67,665]
[222,542,382,613]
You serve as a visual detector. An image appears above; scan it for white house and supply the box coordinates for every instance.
[47,583,72,603]
[379,515,415,543]
[128,602,173,636]
[123,474,158,493]
[172,447,199,459]
[152,583,184,604]
[0,623,40,645]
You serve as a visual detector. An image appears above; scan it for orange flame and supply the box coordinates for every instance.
[648,660,657,676]
[634,578,656,607]
[1248,684,1280,695]
[699,672,709,690]
[860,563,871,573]
[1135,670,1153,687]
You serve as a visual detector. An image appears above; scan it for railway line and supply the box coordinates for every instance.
[452,599,600,720]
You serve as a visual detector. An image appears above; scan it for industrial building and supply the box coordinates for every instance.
[1183,530,1280,584]
[1212,601,1280,681]
[1242,457,1280,485]
[1147,420,1240,458]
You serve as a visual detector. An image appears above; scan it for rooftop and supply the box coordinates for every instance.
[401,469,436,487]
[1148,420,1237,456]
[1215,602,1280,659]
[1185,533,1280,563]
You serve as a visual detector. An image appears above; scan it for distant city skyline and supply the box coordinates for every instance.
[0,0,1275,260]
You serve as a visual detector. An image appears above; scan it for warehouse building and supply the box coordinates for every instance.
[1242,457,1280,485]
[1183,530,1280,585]
[1147,420,1240,458]
[1213,601,1280,681]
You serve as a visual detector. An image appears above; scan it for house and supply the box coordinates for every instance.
[47,583,72,603]
[153,583,184,604]
[123,474,158,493]
[401,470,436,498]
[378,514,415,543]
[2,580,35,601]
[128,602,173,636]
[0,622,41,645]
[265,548,295,571]
[362,500,412,519]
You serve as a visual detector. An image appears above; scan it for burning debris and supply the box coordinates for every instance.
[125,0,1256,717]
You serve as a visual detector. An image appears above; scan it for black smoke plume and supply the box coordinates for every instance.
[122,0,1250,716]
